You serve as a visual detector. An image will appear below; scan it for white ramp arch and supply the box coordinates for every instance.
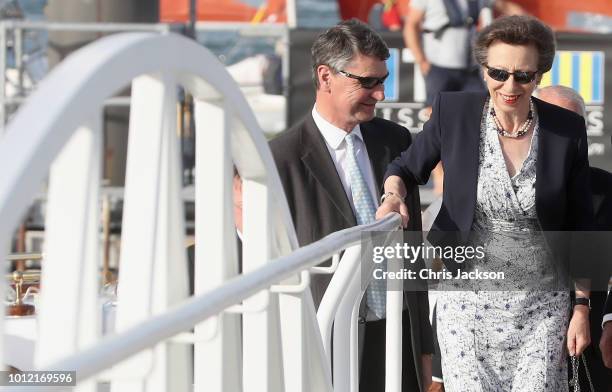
[0,32,332,392]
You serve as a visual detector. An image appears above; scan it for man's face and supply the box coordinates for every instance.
[319,54,387,131]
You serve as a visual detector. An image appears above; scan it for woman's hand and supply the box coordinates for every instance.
[376,176,410,227]
[567,306,591,356]
[376,193,409,228]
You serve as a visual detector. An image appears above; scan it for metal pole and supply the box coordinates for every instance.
[286,0,297,28]
[0,20,171,33]
[188,0,197,39]
[14,27,22,97]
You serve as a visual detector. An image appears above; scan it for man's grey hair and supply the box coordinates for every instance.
[310,19,390,89]
[535,85,587,119]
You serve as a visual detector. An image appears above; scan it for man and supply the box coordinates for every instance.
[270,19,433,391]
[537,86,612,390]
[187,168,243,294]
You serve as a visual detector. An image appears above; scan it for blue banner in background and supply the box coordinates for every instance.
[383,48,399,102]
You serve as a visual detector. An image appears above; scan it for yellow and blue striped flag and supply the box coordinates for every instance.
[540,51,604,105]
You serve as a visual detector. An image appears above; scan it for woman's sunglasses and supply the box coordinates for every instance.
[338,70,389,89]
[485,65,538,84]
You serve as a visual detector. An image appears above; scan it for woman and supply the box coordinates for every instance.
[376,16,593,391]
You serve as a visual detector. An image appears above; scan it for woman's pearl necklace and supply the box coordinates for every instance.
[490,98,535,138]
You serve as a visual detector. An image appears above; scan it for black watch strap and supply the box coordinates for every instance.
[574,297,590,309]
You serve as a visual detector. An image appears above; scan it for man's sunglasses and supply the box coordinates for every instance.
[338,70,389,89]
[485,65,538,84]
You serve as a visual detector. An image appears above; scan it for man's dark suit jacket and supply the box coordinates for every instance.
[385,91,596,278]
[581,167,612,390]
[270,113,433,391]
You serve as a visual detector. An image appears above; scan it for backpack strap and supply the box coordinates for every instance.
[423,0,481,39]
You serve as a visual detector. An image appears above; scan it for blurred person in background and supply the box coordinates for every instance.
[378,16,595,391]
[404,0,525,111]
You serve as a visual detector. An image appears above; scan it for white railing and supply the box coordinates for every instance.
[4,215,402,392]
[0,32,406,392]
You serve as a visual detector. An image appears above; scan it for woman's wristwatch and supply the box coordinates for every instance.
[573,297,591,310]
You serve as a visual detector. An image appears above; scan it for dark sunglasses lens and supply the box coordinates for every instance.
[488,68,509,82]
[514,72,536,84]
[359,77,379,89]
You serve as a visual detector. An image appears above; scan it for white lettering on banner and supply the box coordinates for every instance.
[586,108,604,136]
[397,108,414,128]
[375,104,429,131]
[379,107,393,121]
[589,143,605,156]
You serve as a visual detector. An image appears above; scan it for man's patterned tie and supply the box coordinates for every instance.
[345,133,386,318]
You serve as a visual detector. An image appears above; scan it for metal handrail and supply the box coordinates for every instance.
[0,20,173,130]
[35,214,402,386]
[0,20,172,33]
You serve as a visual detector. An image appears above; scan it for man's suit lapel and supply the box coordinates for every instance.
[301,115,357,226]
[361,123,392,193]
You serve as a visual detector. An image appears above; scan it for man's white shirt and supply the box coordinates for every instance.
[312,106,380,213]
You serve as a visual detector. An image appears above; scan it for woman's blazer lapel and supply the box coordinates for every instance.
[361,123,392,193]
[440,92,487,233]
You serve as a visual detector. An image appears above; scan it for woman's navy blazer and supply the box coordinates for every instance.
[385,91,596,278]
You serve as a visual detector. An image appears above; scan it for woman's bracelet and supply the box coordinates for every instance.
[380,191,405,204]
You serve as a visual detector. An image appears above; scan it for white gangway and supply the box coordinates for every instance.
[0,32,406,392]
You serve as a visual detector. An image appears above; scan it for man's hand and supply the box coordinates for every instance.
[600,321,612,368]
[567,306,591,356]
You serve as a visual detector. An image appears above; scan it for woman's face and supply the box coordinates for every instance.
[483,41,541,115]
